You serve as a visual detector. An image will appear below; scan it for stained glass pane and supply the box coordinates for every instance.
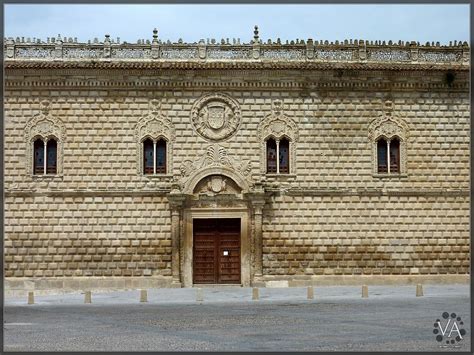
[390,138,400,173]
[34,139,44,175]
[156,140,166,174]
[266,139,277,173]
[279,139,290,174]
[46,139,57,174]
[143,139,154,174]
[377,139,388,173]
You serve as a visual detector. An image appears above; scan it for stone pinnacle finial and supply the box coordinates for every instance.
[254,25,259,42]
[152,28,158,43]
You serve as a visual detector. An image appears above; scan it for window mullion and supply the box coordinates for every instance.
[276,139,280,174]
[387,140,391,174]
[153,141,157,175]
[43,139,47,175]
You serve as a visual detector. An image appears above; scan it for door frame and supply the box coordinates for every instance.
[182,208,250,287]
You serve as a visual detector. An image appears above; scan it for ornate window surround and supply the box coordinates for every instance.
[135,99,175,178]
[257,100,299,176]
[368,100,409,178]
[24,100,65,178]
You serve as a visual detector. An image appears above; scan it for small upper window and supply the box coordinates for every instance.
[46,139,57,174]
[33,138,57,175]
[143,139,154,175]
[34,139,45,175]
[389,138,400,173]
[266,138,277,174]
[279,138,290,174]
[266,137,291,174]
[156,139,167,174]
[143,138,167,175]
[377,136,400,174]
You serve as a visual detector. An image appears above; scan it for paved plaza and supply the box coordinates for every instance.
[4,285,471,352]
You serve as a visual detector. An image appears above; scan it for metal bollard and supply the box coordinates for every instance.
[307,286,314,300]
[416,284,424,297]
[362,285,368,298]
[27,291,34,305]
[196,288,203,302]
[140,289,148,303]
[252,287,259,300]
[84,291,92,304]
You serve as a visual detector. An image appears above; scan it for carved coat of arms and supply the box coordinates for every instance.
[191,94,241,142]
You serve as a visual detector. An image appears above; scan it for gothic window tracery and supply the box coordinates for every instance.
[258,100,299,176]
[25,101,65,177]
[368,101,409,176]
[135,99,174,177]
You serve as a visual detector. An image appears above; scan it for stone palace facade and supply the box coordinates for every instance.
[4,28,470,293]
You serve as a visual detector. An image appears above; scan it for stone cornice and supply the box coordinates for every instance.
[4,59,469,72]
[4,74,469,92]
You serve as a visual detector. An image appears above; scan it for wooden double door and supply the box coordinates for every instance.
[193,218,241,284]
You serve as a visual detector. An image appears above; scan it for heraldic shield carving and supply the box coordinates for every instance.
[191,93,241,142]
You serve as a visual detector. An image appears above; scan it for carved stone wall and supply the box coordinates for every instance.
[3,61,470,287]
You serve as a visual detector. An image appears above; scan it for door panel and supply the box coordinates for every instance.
[193,218,241,284]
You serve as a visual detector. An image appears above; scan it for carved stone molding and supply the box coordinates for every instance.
[368,100,410,175]
[191,93,241,142]
[24,100,66,176]
[134,99,175,176]
[257,100,299,175]
[179,144,252,193]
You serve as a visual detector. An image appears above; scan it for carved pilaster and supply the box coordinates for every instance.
[462,42,469,63]
[358,40,367,61]
[410,41,419,62]
[151,28,160,59]
[306,38,314,59]
[252,25,260,59]
[6,38,15,59]
[167,187,186,286]
[54,37,63,60]
[198,39,206,59]
[246,182,266,282]
[104,34,111,58]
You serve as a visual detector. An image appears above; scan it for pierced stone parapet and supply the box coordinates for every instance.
[4,28,468,65]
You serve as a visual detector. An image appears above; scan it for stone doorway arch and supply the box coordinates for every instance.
[167,173,266,288]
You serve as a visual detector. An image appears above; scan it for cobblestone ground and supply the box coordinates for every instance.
[4,285,471,352]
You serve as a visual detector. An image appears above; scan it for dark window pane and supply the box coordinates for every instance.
[34,139,44,175]
[156,140,166,174]
[377,138,388,173]
[390,138,400,173]
[279,138,290,174]
[266,138,277,173]
[46,139,57,174]
[143,139,154,174]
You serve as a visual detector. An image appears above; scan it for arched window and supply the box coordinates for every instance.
[389,138,400,173]
[279,138,290,174]
[377,138,388,173]
[143,138,167,175]
[143,139,154,175]
[156,139,167,174]
[46,139,57,174]
[377,137,401,174]
[33,138,45,175]
[266,138,277,173]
